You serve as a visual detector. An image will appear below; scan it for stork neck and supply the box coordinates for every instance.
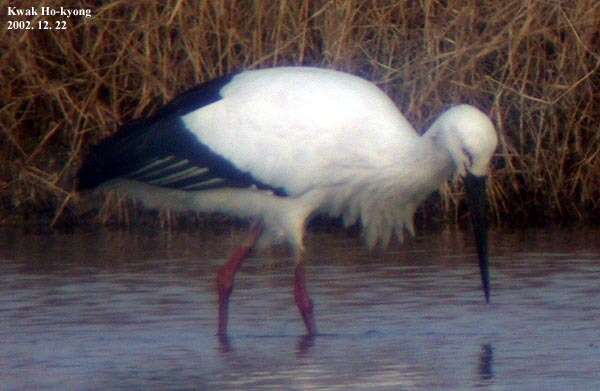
[422,122,457,178]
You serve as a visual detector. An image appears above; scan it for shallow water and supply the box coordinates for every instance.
[1,226,599,390]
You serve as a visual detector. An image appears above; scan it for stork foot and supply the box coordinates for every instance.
[294,263,317,336]
[216,265,236,336]
[215,224,262,336]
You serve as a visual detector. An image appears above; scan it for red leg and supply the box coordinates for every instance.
[294,262,317,336]
[216,224,262,336]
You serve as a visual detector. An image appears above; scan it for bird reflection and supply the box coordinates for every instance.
[218,333,233,353]
[478,343,494,381]
[216,333,317,355]
[296,334,316,355]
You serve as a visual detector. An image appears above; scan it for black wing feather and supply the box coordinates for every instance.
[77,74,286,196]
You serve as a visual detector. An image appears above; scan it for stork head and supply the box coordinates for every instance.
[430,104,498,303]
[431,104,498,178]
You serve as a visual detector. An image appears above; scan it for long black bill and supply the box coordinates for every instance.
[464,173,490,303]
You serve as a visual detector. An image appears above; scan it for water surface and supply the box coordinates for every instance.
[1,227,599,390]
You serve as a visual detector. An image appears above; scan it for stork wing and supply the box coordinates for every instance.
[79,67,418,197]
[181,67,420,195]
[77,75,286,196]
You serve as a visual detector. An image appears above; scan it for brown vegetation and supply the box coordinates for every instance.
[1,0,599,227]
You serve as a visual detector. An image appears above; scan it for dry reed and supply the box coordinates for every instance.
[1,0,599,228]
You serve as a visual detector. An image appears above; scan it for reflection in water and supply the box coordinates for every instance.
[296,334,316,355]
[478,343,494,381]
[218,333,233,354]
[218,334,316,356]
[1,227,600,390]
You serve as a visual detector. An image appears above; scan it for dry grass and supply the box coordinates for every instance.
[1,0,599,227]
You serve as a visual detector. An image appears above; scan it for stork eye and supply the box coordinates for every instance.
[462,147,474,167]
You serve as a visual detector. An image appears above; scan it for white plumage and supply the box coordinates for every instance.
[78,66,498,336]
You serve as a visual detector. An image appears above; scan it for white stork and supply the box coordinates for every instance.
[78,67,498,336]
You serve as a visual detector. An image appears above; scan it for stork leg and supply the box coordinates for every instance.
[216,223,262,336]
[294,261,317,336]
